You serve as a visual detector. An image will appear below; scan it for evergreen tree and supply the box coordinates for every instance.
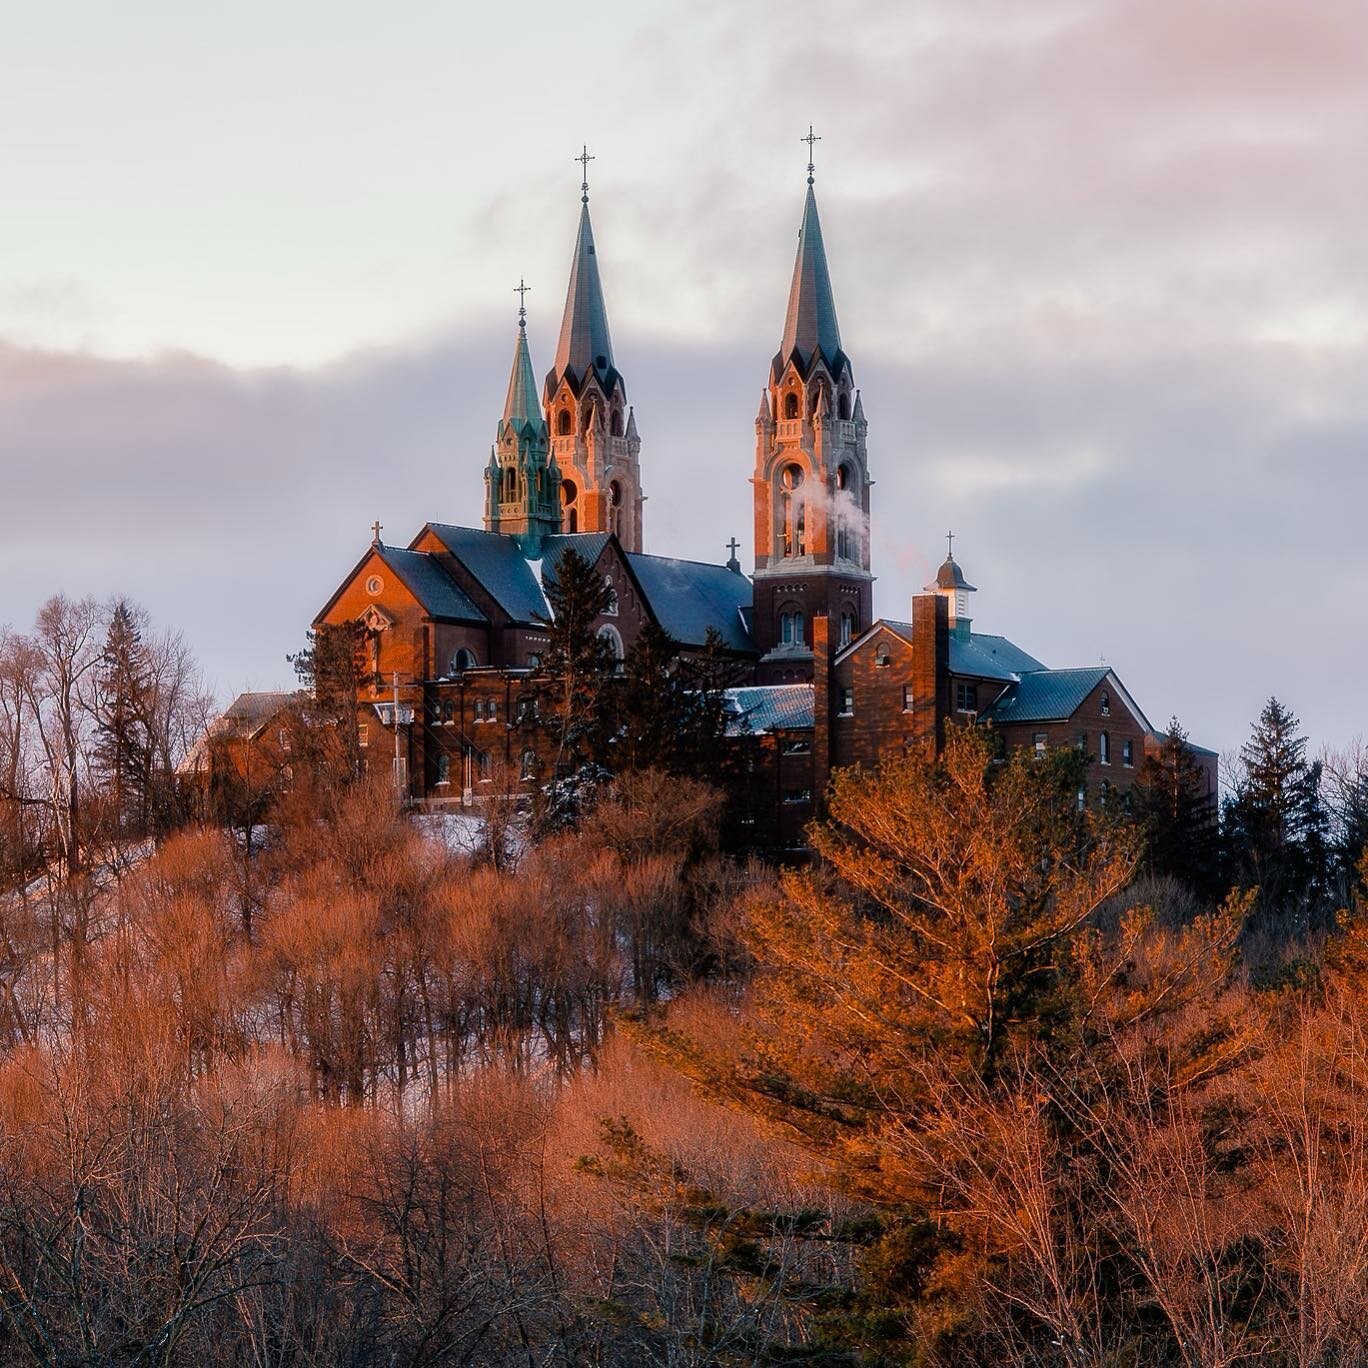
[615,623,740,780]
[1133,715,1223,903]
[527,548,616,781]
[1225,697,1329,928]
[288,621,367,781]
[93,599,154,837]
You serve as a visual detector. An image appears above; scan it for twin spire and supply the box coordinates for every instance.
[499,279,544,437]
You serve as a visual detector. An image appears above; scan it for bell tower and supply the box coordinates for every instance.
[543,147,645,550]
[484,283,562,556]
[752,131,873,682]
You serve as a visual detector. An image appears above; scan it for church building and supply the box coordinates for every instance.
[311,142,1214,840]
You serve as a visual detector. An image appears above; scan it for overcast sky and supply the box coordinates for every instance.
[2,0,1366,756]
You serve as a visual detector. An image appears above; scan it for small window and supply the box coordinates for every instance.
[902,684,914,712]
[840,611,856,648]
[838,393,851,420]
[604,578,618,616]
[784,391,799,420]
[838,688,854,717]
[436,753,451,786]
[477,751,491,782]
[955,682,978,713]
[1034,732,1048,757]
[528,652,542,669]
[1099,731,1111,765]
[1076,731,1087,752]
[1100,691,1111,717]
[1077,786,1086,812]
[875,644,891,668]
[450,648,477,674]
[783,789,812,806]
[1122,738,1134,768]
[365,574,384,596]
[520,749,537,782]
[558,409,573,436]
[358,722,370,749]
[783,738,811,755]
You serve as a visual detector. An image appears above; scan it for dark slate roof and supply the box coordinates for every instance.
[981,667,1112,725]
[422,525,549,624]
[723,684,814,736]
[773,184,847,380]
[879,624,1045,682]
[377,545,487,623]
[218,691,297,738]
[539,532,612,587]
[547,200,620,398]
[625,552,757,653]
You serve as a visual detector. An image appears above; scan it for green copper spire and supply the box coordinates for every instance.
[500,281,545,438]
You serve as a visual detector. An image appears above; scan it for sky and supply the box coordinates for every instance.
[2,0,1366,758]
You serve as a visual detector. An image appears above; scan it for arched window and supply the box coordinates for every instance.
[838,392,851,420]
[795,501,806,556]
[1100,691,1111,716]
[598,624,624,666]
[520,749,538,782]
[836,523,851,560]
[784,391,799,420]
[502,466,516,501]
[835,464,850,490]
[603,577,619,615]
[1099,731,1111,765]
[436,753,451,786]
[779,608,805,647]
[875,643,892,667]
[610,410,623,437]
[568,508,578,532]
[558,409,573,436]
[840,610,856,648]
[449,648,476,675]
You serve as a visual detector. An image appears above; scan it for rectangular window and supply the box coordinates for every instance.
[1076,731,1087,752]
[783,738,811,755]
[783,789,812,806]
[955,682,978,712]
[838,688,854,717]
[1122,738,1134,768]
[1034,732,1048,757]
[358,723,370,749]
[902,684,914,712]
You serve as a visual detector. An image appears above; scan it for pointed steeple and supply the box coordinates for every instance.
[500,314,545,439]
[548,199,618,397]
[774,183,845,379]
[624,406,639,441]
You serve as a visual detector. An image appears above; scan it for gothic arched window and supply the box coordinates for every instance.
[502,466,516,501]
[784,391,799,420]
[558,408,573,436]
[598,624,624,670]
[610,410,623,437]
[449,648,477,675]
[520,749,538,782]
[838,392,851,420]
[604,577,618,616]
[839,612,855,648]
[436,753,451,786]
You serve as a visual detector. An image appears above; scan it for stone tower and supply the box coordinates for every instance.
[752,159,872,681]
[483,300,563,556]
[542,164,644,550]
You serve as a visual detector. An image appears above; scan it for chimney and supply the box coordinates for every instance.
[911,593,950,752]
[812,612,831,808]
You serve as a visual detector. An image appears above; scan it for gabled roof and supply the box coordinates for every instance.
[547,200,620,399]
[377,545,487,623]
[420,525,549,624]
[865,622,1045,683]
[624,552,757,653]
[773,184,848,381]
[981,667,1113,725]
[723,684,814,736]
[539,532,612,586]
[216,691,298,739]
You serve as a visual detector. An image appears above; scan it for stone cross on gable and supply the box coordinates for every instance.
[727,537,740,560]
[371,520,383,547]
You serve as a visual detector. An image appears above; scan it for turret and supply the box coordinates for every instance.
[924,536,976,640]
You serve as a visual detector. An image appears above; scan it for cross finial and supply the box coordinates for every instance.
[946,529,955,559]
[576,144,595,203]
[802,124,821,185]
[727,536,740,559]
[514,277,530,327]
[371,519,383,547]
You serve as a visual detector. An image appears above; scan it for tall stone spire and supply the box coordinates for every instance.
[750,132,871,681]
[774,184,845,379]
[542,148,644,551]
[485,289,561,556]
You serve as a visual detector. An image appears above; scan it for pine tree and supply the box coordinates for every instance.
[1133,715,1223,903]
[1225,697,1329,928]
[288,621,367,781]
[93,599,153,838]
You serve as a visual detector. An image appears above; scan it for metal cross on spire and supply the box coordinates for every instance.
[576,144,595,203]
[727,536,740,560]
[802,124,821,185]
[946,530,955,559]
[514,277,531,327]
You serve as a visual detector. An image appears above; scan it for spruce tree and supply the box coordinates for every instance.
[528,548,616,783]
[93,599,153,837]
[1133,715,1222,903]
[1226,697,1328,928]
